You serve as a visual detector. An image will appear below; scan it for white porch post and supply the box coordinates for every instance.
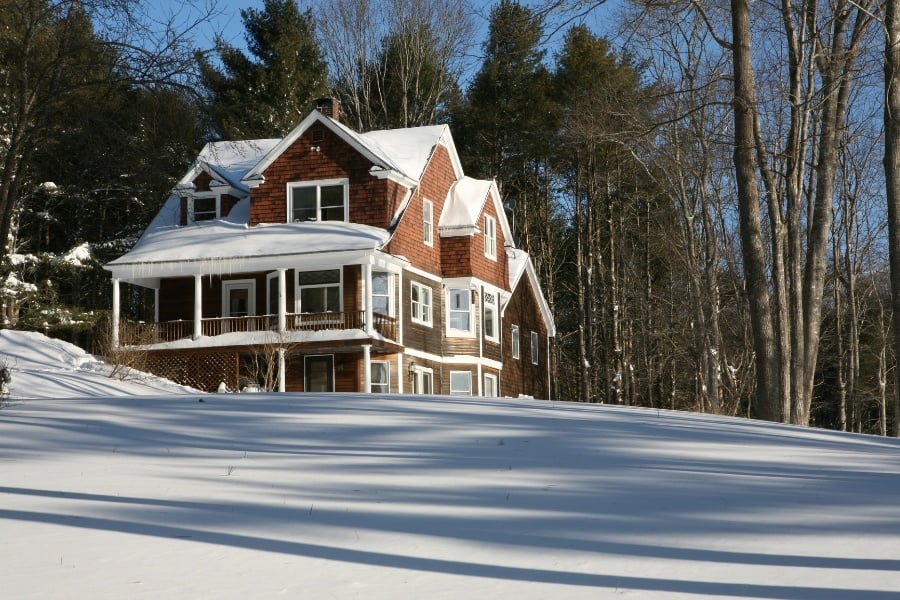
[363,344,371,393]
[363,263,374,335]
[154,287,159,323]
[193,274,203,340]
[397,353,403,394]
[111,278,120,348]
[397,269,404,345]
[278,268,287,333]
[278,347,286,393]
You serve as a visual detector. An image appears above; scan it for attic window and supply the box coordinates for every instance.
[190,193,220,223]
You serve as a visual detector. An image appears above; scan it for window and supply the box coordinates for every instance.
[531,331,540,365]
[289,180,348,222]
[511,325,520,359]
[371,361,389,394]
[411,365,433,394]
[297,269,341,314]
[484,215,497,259]
[483,291,497,341]
[372,272,392,316]
[411,281,432,326]
[483,374,498,397]
[423,199,434,246]
[305,355,334,392]
[266,272,280,316]
[448,288,471,333]
[190,194,219,223]
[222,280,255,317]
[450,371,472,396]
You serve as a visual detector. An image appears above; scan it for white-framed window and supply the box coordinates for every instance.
[484,215,497,259]
[411,281,432,326]
[483,373,498,397]
[371,361,390,394]
[531,331,540,365]
[511,325,520,359]
[266,272,280,316]
[450,371,472,396]
[448,288,472,334]
[423,199,434,246]
[222,279,256,317]
[483,291,498,342]
[190,193,220,223]
[297,269,342,314]
[371,271,392,316]
[411,365,433,394]
[288,179,348,222]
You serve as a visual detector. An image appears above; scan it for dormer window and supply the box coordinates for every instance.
[190,193,220,223]
[288,179,348,222]
[484,215,497,259]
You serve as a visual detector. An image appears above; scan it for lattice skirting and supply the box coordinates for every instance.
[146,351,239,392]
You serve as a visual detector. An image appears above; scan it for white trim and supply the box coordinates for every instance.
[484,215,497,259]
[295,268,342,316]
[411,364,434,394]
[188,192,221,224]
[404,347,503,371]
[483,373,498,397]
[370,358,390,394]
[222,279,257,317]
[404,264,441,282]
[410,280,433,327]
[449,371,473,396]
[446,287,475,338]
[287,178,349,223]
[423,198,434,247]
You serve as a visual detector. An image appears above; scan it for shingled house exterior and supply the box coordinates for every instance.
[105,101,555,397]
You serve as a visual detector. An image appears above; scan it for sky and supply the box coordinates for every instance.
[1,329,899,598]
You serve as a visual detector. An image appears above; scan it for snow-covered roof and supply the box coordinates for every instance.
[106,219,392,280]
[507,247,556,337]
[243,112,460,186]
[438,177,514,245]
[181,139,280,192]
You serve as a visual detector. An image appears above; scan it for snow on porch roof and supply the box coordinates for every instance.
[105,219,392,279]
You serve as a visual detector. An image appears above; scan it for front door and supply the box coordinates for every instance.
[305,355,335,392]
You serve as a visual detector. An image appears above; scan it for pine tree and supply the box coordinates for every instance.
[198,0,329,139]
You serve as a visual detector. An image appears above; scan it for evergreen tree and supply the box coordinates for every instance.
[198,0,329,139]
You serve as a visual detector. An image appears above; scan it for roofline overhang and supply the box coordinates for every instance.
[106,247,407,284]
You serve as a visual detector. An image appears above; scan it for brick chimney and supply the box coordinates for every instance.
[315,97,340,121]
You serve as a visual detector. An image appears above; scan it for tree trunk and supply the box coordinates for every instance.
[886,0,900,438]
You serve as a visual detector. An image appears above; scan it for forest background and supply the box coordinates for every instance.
[3,0,898,436]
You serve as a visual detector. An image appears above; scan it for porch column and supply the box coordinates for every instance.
[193,274,202,340]
[278,347,286,393]
[278,268,287,333]
[111,278,120,348]
[363,263,374,336]
[397,353,403,394]
[154,287,159,323]
[363,344,371,393]
[397,269,404,345]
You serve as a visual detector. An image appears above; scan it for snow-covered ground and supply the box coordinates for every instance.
[1,332,899,598]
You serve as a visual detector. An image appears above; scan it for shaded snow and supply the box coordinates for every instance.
[1,332,899,598]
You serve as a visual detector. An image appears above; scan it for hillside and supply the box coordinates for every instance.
[0,332,898,598]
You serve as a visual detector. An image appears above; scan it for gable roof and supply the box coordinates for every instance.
[177,139,280,194]
[242,111,462,187]
[439,177,514,244]
[507,248,556,337]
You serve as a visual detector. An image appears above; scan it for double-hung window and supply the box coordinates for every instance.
[411,281,432,326]
[511,325,520,360]
[423,199,434,246]
[190,193,220,223]
[484,215,497,259]
[289,179,348,222]
[531,331,540,365]
[370,361,390,394]
[450,371,472,396]
[297,269,341,314]
[372,272,391,316]
[483,291,497,342]
[448,288,471,334]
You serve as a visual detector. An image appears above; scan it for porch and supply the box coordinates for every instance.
[118,310,398,346]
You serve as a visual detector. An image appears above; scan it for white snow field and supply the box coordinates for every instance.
[1,331,899,599]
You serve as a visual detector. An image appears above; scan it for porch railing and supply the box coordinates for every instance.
[119,311,397,345]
